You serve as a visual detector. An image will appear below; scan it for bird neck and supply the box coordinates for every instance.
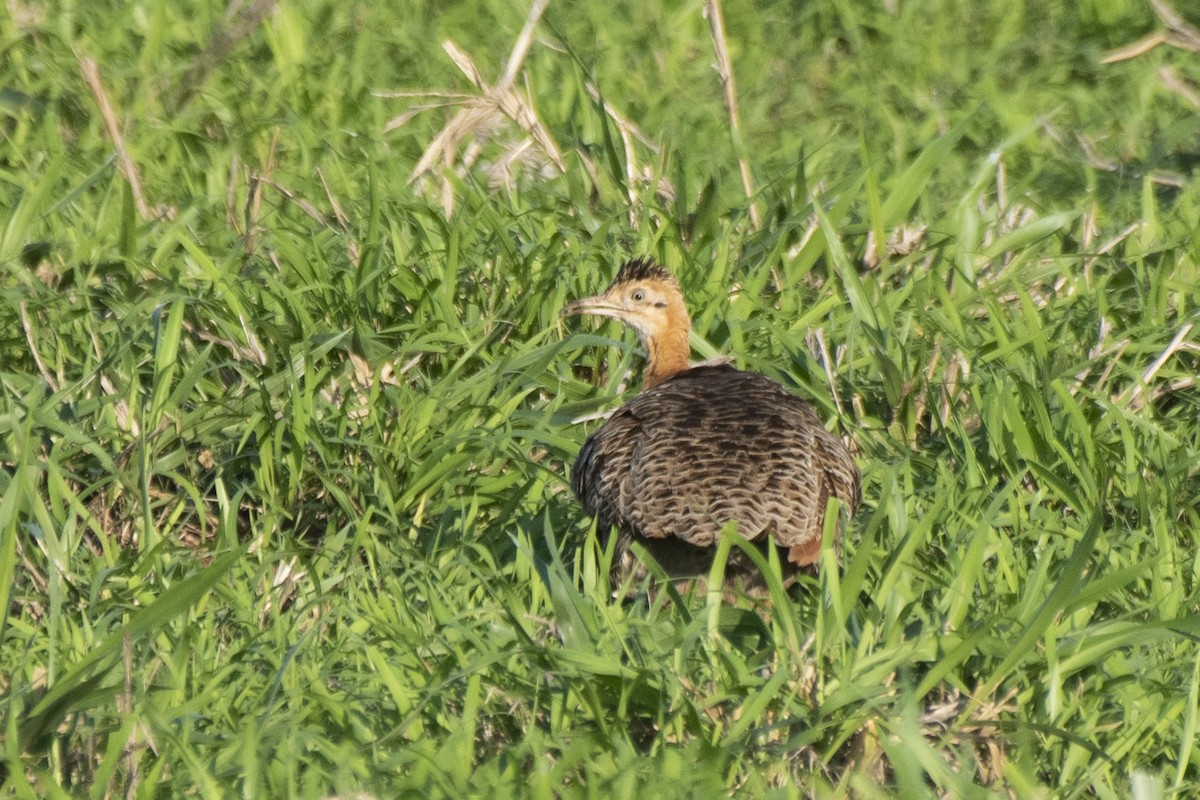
[642,303,691,389]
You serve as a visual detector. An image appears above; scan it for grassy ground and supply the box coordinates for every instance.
[3,0,1200,796]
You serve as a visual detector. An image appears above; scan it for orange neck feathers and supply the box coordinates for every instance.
[564,258,696,391]
[642,299,691,389]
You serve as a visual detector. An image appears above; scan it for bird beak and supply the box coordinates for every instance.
[562,293,623,320]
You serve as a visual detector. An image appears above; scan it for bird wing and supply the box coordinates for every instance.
[572,365,859,564]
[626,371,774,545]
[572,406,641,535]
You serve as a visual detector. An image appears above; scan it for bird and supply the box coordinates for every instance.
[564,257,860,589]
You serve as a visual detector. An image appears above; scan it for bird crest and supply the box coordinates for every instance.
[610,257,676,289]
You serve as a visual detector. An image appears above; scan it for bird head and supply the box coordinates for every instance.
[564,257,692,387]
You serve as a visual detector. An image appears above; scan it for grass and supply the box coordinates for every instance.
[2,0,1200,796]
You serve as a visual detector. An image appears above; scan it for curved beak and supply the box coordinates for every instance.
[562,294,624,320]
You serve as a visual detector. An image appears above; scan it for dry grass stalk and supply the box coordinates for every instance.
[1159,66,1200,110]
[863,223,928,268]
[182,318,267,366]
[239,130,363,267]
[704,0,761,230]
[585,83,662,155]
[587,82,643,222]
[260,556,308,622]
[385,4,678,217]
[439,39,563,169]
[260,177,334,227]
[807,327,847,431]
[19,300,58,390]
[317,167,351,230]
[226,152,242,236]
[231,127,279,257]
[78,55,151,220]
[583,82,677,220]
[1122,321,1197,410]
[939,350,969,427]
[89,325,138,435]
[389,0,564,215]
[1102,0,1200,62]
[1149,0,1200,50]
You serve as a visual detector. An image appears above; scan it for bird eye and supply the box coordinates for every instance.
[632,290,646,302]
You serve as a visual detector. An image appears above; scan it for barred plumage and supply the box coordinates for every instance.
[564,258,859,586]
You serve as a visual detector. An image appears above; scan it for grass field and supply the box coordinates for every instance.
[3,0,1200,796]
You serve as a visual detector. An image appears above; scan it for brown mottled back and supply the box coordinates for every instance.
[571,363,860,576]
